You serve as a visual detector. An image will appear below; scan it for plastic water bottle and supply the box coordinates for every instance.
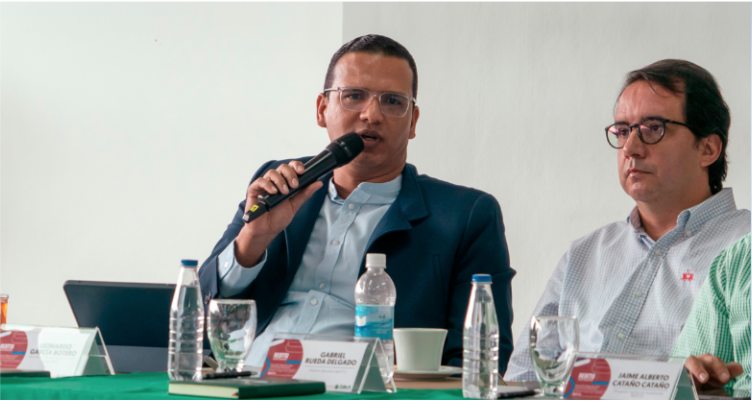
[168,259,205,381]
[354,253,396,380]
[463,274,499,399]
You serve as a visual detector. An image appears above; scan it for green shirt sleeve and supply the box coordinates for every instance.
[672,233,750,395]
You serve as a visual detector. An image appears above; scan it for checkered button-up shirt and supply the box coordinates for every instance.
[673,233,750,397]
[505,188,750,381]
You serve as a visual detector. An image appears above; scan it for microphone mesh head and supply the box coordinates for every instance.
[327,132,365,165]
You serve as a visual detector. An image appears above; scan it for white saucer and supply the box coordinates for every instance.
[393,365,462,381]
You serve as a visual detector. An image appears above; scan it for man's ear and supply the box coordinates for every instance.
[408,105,420,140]
[699,133,722,168]
[316,93,328,128]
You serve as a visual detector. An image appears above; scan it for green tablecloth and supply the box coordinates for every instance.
[0,373,465,400]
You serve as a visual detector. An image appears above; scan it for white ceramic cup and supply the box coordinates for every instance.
[393,328,448,372]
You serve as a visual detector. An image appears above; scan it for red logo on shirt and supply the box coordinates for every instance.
[681,271,694,282]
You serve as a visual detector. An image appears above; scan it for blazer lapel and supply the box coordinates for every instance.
[360,164,429,275]
[284,174,330,279]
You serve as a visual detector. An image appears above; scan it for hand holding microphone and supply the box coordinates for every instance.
[234,133,364,267]
[241,160,321,236]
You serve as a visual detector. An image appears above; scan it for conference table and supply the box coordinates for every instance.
[0,372,470,400]
[3,371,738,400]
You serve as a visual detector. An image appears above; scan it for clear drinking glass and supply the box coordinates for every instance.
[207,300,257,372]
[529,316,579,398]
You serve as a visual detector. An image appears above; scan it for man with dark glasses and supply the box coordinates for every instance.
[506,60,749,381]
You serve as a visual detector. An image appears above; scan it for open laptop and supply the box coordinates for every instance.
[63,280,211,373]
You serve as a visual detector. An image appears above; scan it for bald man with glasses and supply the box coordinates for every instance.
[198,35,515,372]
[505,59,750,381]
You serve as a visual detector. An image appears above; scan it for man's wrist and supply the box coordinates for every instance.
[234,226,275,267]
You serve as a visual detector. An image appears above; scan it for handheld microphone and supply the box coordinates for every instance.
[242,132,365,224]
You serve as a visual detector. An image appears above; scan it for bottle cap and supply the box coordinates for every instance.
[472,274,492,283]
[181,259,198,267]
[365,253,386,269]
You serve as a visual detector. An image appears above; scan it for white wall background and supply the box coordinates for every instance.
[2,3,750,350]
[1,3,343,327]
[343,2,751,343]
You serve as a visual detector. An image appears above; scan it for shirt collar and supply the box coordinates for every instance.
[327,174,403,205]
[626,187,737,235]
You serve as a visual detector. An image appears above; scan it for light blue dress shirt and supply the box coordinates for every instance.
[505,188,750,381]
[216,175,402,367]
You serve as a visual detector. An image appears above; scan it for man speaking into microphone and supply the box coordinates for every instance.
[198,34,515,371]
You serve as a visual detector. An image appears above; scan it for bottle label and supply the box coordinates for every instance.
[354,305,394,341]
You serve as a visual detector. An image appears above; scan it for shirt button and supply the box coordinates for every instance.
[224,261,230,268]
[635,291,643,298]
[348,204,355,210]
[310,299,318,306]
[617,333,625,340]
[319,283,325,289]
[654,249,663,256]
[332,239,340,246]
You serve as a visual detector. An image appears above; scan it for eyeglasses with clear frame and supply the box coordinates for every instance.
[323,87,416,117]
[605,117,694,149]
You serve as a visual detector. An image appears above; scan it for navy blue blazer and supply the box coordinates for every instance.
[199,158,515,371]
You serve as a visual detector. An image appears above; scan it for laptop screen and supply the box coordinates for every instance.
[63,280,210,349]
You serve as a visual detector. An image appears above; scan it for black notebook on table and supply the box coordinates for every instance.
[168,377,326,399]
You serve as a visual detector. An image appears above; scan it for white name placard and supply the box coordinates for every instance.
[0,324,113,378]
[565,355,696,400]
[260,335,394,393]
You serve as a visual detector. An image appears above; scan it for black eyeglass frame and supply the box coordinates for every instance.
[604,117,695,149]
[322,87,417,117]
